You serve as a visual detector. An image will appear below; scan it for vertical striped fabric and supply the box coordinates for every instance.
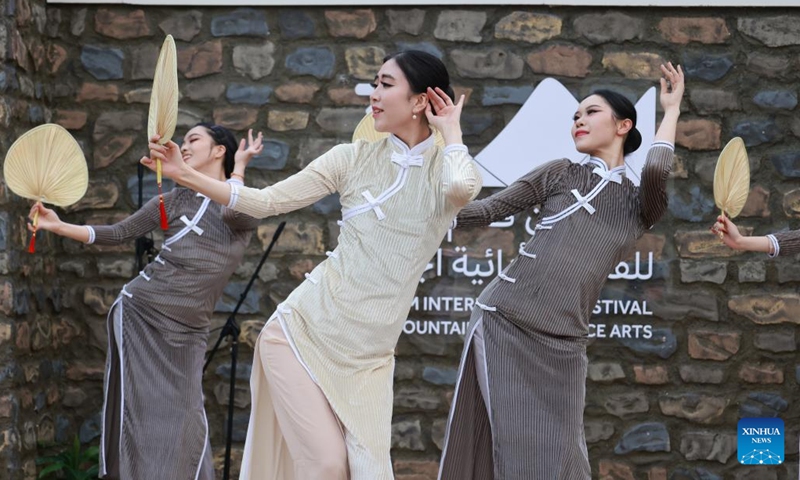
[440,145,674,479]
[233,135,482,480]
[93,188,258,480]
[771,230,800,255]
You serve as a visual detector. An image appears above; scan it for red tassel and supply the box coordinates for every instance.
[159,196,169,230]
[28,232,36,254]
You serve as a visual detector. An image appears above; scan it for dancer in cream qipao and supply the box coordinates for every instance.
[144,51,482,480]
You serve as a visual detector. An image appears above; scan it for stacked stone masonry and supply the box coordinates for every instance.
[0,3,799,479]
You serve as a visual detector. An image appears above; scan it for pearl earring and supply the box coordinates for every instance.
[412,114,417,120]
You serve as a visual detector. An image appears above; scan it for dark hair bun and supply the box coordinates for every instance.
[624,127,642,155]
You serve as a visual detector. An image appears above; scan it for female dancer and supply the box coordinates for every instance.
[144,50,482,480]
[438,63,685,479]
[29,125,263,480]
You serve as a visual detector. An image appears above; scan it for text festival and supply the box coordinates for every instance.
[404,215,655,338]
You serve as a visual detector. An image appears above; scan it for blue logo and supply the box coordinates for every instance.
[738,418,784,465]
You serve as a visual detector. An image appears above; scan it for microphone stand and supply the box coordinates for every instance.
[134,163,156,270]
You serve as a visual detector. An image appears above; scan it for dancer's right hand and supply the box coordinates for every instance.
[143,134,188,183]
[711,214,742,249]
[28,202,60,233]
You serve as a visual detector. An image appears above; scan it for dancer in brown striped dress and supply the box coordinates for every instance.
[713,216,800,472]
[29,125,263,480]
[439,63,685,479]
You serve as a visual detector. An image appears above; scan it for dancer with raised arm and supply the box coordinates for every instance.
[30,125,263,480]
[439,63,684,480]
[144,51,482,480]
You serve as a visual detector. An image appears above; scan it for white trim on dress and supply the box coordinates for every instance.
[767,234,780,258]
[340,134,434,223]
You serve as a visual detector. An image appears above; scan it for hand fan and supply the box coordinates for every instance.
[713,137,750,219]
[3,124,88,252]
[713,137,750,239]
[147,34,178,230]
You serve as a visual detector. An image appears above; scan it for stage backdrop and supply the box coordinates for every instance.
[0,3,799,479]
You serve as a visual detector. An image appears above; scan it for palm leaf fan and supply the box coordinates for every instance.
[713,137,750,220]
[3,123,88,253]
[147,34,178,230]
[352,113,445,148]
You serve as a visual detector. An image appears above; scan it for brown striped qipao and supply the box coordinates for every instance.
[91,183,258,480]
[439,143,674,479]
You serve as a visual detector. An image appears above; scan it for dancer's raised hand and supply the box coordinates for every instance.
[659,62,684,113]
[425,87,464,146]
[235,129,264,167]
[142,134,187,182]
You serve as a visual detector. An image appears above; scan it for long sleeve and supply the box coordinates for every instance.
[224,208,261,232]
[222,179,260,232]
[90,195,161,245]
[456,158,570,228]
[768,231,800,257]
[638,142,675,229]
[441,144,482,208]
[229,143,355,219]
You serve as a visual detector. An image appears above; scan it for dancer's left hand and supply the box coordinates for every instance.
[659,62,684,114]
[425,87,464,146]
[235,129,264,167]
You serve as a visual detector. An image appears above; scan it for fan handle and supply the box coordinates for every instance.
[28,209,39,253]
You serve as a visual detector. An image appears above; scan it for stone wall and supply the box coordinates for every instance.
[1,0,82,477]
[1,3,800,479]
